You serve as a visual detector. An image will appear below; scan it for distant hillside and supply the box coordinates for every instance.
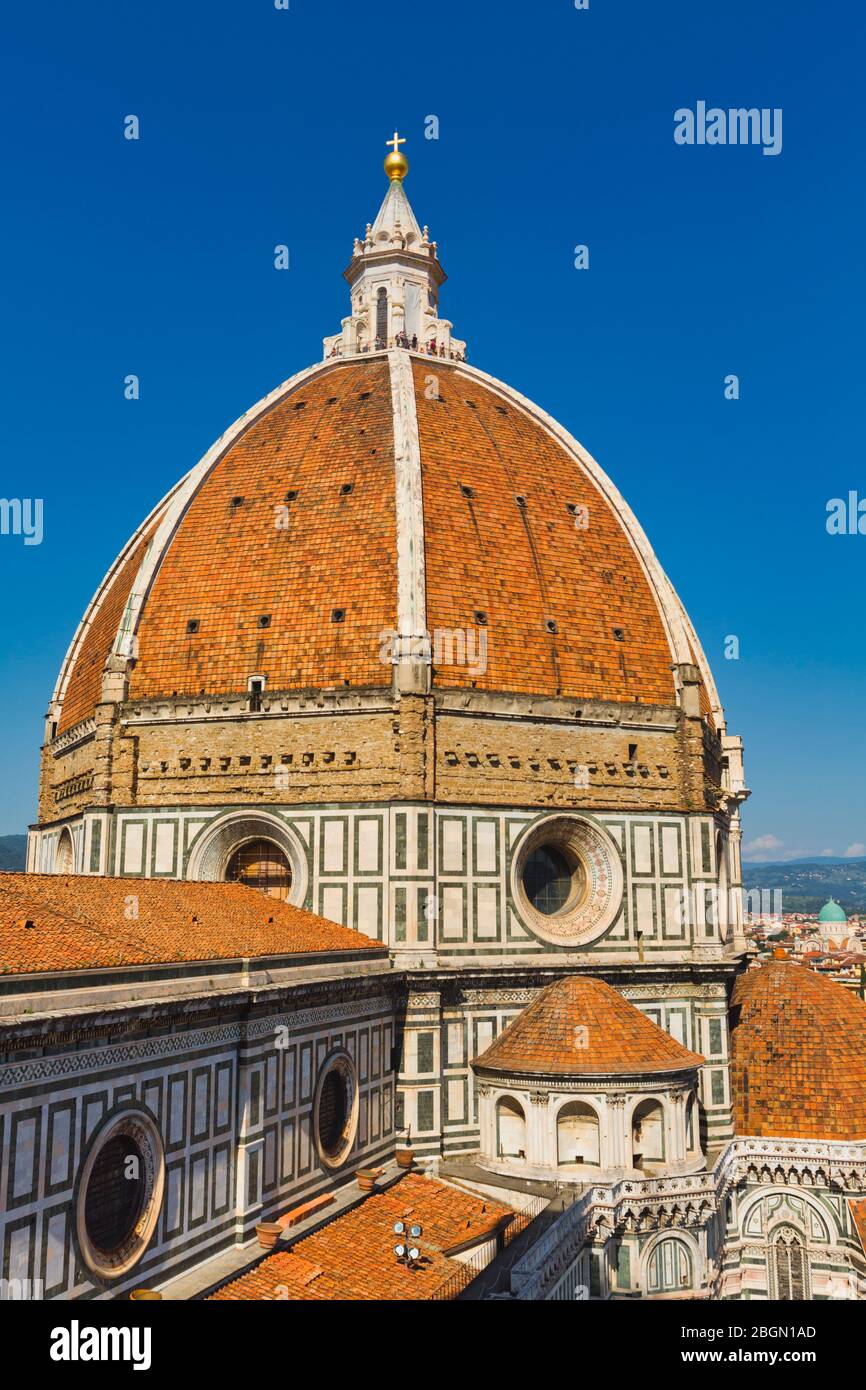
[743,857,866,914]
[0,835,27,871]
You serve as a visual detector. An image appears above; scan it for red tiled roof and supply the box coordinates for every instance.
[730,961,866,1140]
[472,975,703,1078]
[209,1172,514,1301]
[0,873,384,975]
[413,361,677,704]
[129,360,398,700]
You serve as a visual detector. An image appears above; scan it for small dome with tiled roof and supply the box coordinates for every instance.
[818,898,848,924]
[730,960,866,1140]
[472,975,704,1078]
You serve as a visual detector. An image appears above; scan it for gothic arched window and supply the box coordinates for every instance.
[771,1226,809,1300]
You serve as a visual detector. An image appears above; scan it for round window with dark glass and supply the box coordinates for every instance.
[523,846,580,916]
[317,1070,349,1160]
[511,815,623,947]
[313,1052,358,1170]
[75,1109,165,1282]
[84,1133,146,1256]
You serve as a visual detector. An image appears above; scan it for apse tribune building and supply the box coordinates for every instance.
[4,137,866,1302]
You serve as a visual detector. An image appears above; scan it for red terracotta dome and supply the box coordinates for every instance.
[50,353,721,736]
[472,975,704,1078]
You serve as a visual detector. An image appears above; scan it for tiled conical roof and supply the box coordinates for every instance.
[730,960,866,1140]
[472,975,704,1078]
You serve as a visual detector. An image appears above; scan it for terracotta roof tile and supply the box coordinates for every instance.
[473,975,703,1078]
[209,1172,513,1301]
[730,961,866,1140]
[0,873,384,975]
[130,360,397,700]
[413,362,677,704]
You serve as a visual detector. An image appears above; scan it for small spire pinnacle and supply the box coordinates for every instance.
[384,130,409,182]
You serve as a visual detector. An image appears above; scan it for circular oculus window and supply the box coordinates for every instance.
[511,814,624,947]
[75,1108,165,1282]
[226,837,293,900]
[312,1050,359,1170]
[186,811,309,907]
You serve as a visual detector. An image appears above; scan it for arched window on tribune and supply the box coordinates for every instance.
[496,1096,527,1160]
[557,1102,600,1166]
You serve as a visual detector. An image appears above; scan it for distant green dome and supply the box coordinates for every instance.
[818,898,848,923]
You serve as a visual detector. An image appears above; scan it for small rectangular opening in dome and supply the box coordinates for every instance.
[248,676,265,712]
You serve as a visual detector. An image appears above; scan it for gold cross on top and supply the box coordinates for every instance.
[386,130,406,155]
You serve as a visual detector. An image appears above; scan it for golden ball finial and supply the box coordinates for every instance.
[384,150,409,181]
[384,131,408,181]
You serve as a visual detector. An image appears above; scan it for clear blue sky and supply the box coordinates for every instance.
[1,0,863,860]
